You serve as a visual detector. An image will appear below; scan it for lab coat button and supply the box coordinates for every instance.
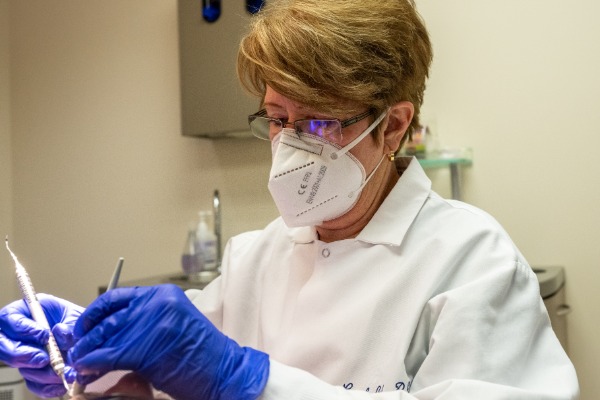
[322,248,330,258]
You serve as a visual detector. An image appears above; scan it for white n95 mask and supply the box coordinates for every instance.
[268,110,388,227]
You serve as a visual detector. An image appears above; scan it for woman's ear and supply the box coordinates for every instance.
[382,101,414,153]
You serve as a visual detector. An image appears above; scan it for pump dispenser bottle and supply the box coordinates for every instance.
[195,211,218,272]
[181,224,201,279]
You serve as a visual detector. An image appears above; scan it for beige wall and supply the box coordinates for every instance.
[3,0,599,398]
[0,0,16,305]
[416,2,600,399]
[7,0,277,307]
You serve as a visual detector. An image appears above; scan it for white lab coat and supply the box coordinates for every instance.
[186,157,579,400]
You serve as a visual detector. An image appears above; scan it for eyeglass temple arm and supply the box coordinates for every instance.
[340,109,374,128]
[330,108,390,160]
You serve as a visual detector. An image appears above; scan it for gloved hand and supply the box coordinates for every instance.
[0,294,84,398]
[70,284,270,400]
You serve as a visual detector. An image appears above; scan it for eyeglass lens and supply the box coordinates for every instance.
[249,116,342,143]
[295,120,341,142]
[248,116,274,140]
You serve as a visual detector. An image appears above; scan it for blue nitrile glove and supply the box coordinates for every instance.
[69,284,270,400]
[0,294,84,398]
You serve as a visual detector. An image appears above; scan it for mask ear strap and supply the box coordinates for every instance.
[348,153,386,199]
[330,108,390,160]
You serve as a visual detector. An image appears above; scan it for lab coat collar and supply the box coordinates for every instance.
[356,156,431,246]
[289,157,431,246]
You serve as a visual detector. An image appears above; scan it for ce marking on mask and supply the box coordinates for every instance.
[298,171,312,195]
[306,165,327,204]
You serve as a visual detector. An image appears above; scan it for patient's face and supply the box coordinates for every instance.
[71,372,154,400]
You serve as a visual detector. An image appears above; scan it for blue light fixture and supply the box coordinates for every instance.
[202,0,221,23]
[246,0,264,14]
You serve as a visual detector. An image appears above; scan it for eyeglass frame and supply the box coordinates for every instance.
[247,108,375,142]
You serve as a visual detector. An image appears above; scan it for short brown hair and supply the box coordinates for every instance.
[237,0,433,134]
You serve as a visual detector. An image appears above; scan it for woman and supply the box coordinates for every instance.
[0,1,579,399]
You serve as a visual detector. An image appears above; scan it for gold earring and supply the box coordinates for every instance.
[388,152,395,162]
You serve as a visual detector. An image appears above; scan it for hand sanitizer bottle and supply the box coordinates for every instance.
[195,211,217,272]
[181,224,202,279]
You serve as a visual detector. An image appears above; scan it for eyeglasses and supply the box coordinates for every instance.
[247,109,374,144]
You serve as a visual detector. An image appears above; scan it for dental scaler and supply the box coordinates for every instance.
[5,236,70,392]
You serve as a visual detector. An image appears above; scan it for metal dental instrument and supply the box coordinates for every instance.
[106,257,124,293]
[4,236,70,392]
[69,257,124,397]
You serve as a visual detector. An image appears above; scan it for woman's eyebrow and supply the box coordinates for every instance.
[263,101,313,112]
[262,102,283,110]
